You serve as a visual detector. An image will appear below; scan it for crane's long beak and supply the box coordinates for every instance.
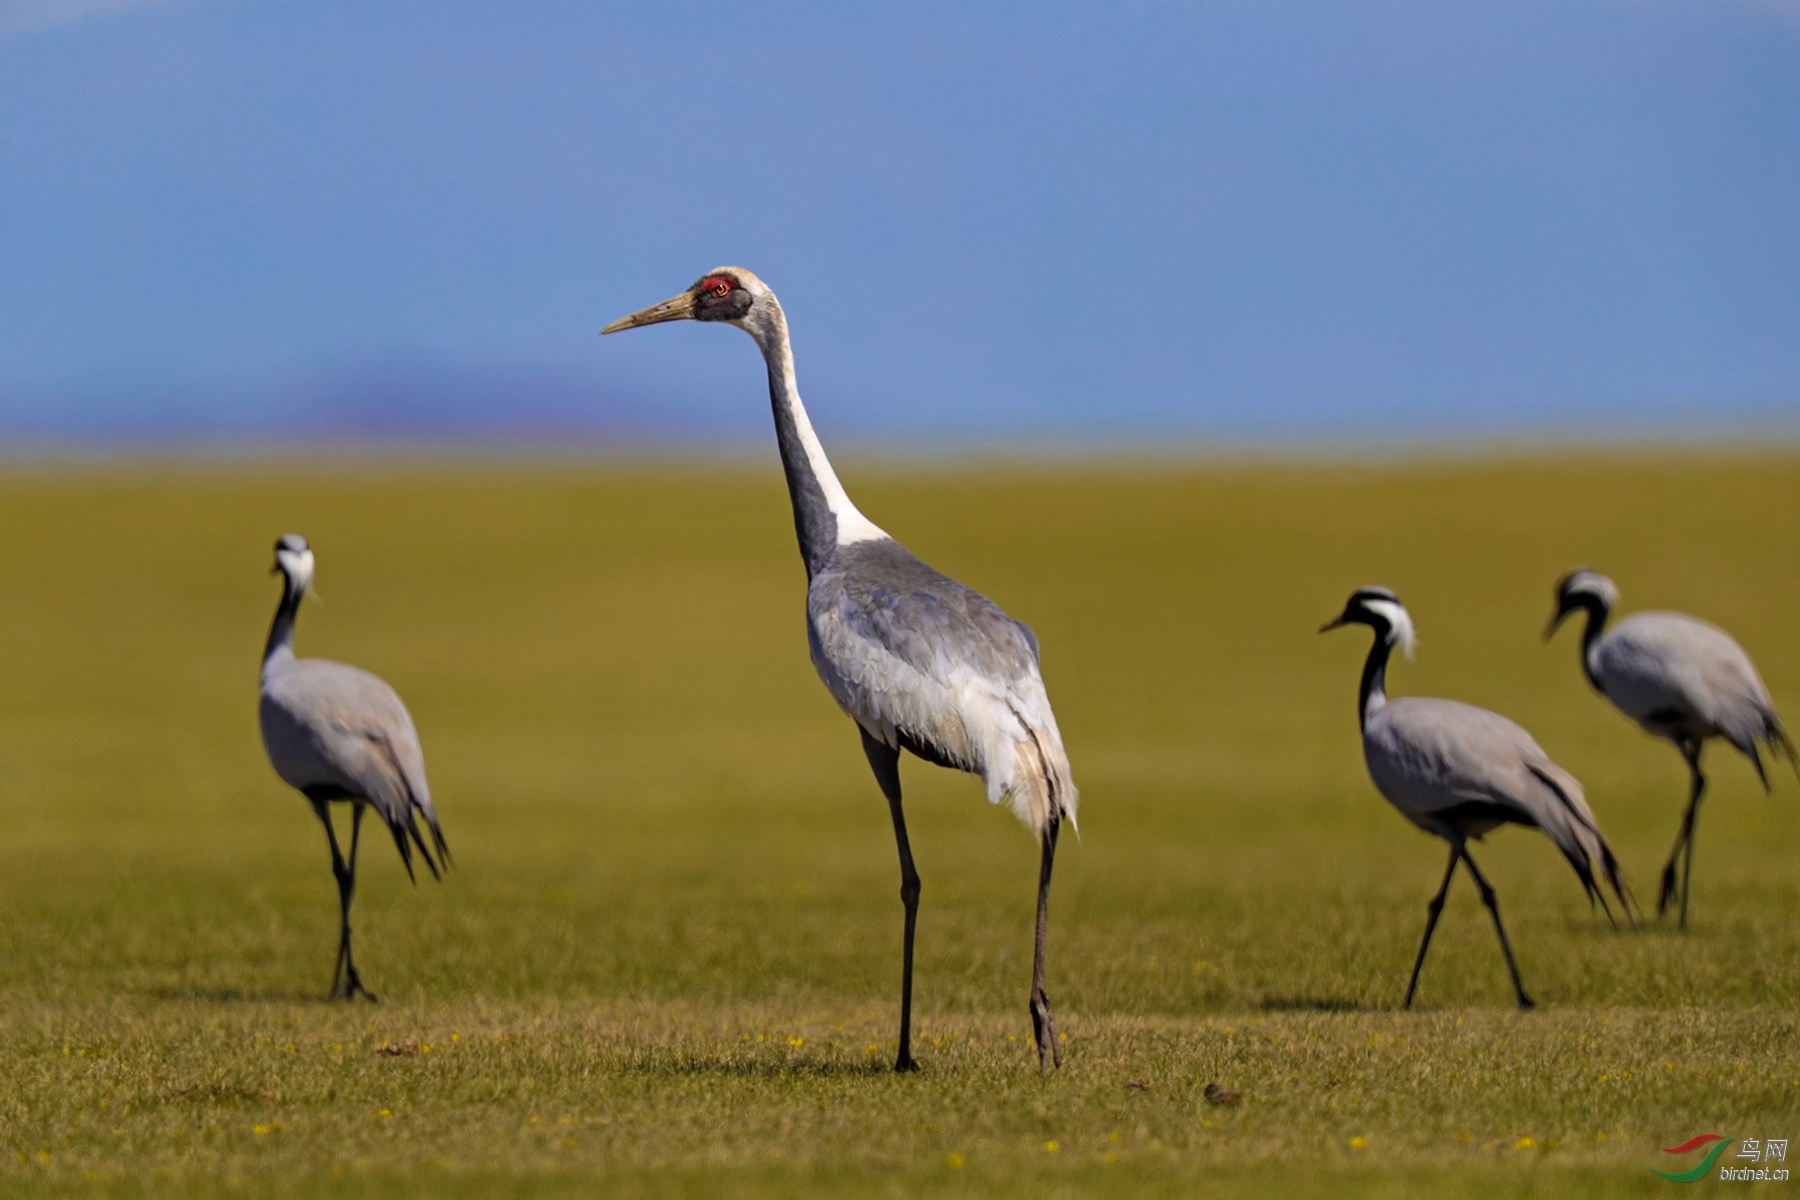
[1319,615,1347,633]
[1543,608,1570,641]
[601,290,697,335]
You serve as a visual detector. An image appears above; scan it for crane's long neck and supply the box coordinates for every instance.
[1575,600,1609,694]
[745,307,886,578]
[263,578,302,671]
[1359,631,1394,726]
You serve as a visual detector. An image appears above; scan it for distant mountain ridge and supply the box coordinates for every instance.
[0,362,766,443]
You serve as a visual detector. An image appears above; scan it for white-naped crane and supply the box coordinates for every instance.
[1323,587,1630,1010]
[1548,569,1794,929]
[602,269,1078,1073]
[259,535,450,1000]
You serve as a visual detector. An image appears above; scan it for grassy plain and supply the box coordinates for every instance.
[0,452,1797,1198]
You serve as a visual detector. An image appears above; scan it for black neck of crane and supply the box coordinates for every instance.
[1358,626,1394,726]
[264,577,303,666]
[749,314,839,579]
[1574,599,1609,694]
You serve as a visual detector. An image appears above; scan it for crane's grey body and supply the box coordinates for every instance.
[261,658,434,822]
[603,268,1074,1072]
[810,538,1070,832]
[1366,698,1619,898]
[258,535,448,1000]
[1550,571,1792,927]
[1591,612,1782,756]
[1326,587,1628,1010]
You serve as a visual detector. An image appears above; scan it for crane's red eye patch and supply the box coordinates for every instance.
[700,275,737,298]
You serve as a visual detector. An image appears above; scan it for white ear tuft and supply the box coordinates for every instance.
[1568,571,1619,609]
[1363,598,1416,660]
[278,548,315,594]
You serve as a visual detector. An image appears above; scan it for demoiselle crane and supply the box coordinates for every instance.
[602,269,1078,1073]
[259,535,450,1000]
[1323,587,1630,1010]
[1548,569,1793,929]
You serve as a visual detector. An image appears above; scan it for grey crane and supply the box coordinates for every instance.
[602,268,1078,1073]
[1323,587,1630,1010]
[1548,569,1793,929]
[259,535,450,1000]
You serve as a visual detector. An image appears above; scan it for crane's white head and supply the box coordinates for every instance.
[1319,586,1416,658]
[272,533,314,595]
[600,267,781,342]
[1546,568,1618,639]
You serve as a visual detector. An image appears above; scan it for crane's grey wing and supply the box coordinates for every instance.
[1600,613,1790,769]
[808,539,1076,834]
[1016,619,1041,664]
[260,658,450,878]
[1367,698,1628,912]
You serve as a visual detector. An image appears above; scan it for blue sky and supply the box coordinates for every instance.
[2,0,1797,444]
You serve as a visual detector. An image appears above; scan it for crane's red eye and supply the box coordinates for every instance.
[701,275,735,298]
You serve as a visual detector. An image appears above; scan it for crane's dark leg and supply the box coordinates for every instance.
[1029,814,1063,1074]
[1658,740,1706,930]
[1402,845,1461,1010]
[313,798,376,1002]
[1459,849,1534,1011]
[860,729,921,1073]
[336,802,376,1001]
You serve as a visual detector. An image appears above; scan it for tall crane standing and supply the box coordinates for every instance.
[1549,569,1793,929]
[259,535,450,1000]
[1323,586,1630,1009]
[604,268,1078,1073]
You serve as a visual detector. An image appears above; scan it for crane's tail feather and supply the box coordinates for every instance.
[1002,703,1078,840]
[1591,837,1632,929]
[1529,765,1635,926]
[1748,743,1770,791]
[379,806,441,883]
[385,820,418,885]
[425,813,452,869]
[373,736,449,879]
[1766,716,1798,785]
[406,809,442,881]
[1729,705,1795,791]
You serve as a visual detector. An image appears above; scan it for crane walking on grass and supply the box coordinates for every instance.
[602,268,1078,1073]
[259,535,450,1001]
[1548,570,1793,930]
[1323,587,1630,1010]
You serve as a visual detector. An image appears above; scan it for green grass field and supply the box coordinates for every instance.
[1,453,1797,1198]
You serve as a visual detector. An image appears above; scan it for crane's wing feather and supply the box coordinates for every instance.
[1601,613,1790,772]
[808,539,1076,833]
[260,659,450,878]
[1367,698,1629,915]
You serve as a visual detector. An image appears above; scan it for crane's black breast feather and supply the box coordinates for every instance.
[1437,800,1537,834]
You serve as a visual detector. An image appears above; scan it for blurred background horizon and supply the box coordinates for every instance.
[3,0,1798,452]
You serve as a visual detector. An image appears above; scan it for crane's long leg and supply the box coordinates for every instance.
[1402,845,1461,1010]
[336,801,376,1002]
[1459,849,1534,1011]
[1658,741,1706,930]
[1029,815,1062,1074]
[313,799,377,1003]
[312,799,355,1000]
[860,729,921,1073]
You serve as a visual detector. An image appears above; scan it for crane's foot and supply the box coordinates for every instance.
[1516,993,1537,1012]
[1657,861,1679,921]
[330,964,378,1003]
[1029,984,1062,1074]
[893,1051,920,1074]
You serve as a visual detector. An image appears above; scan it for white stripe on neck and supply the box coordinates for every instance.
[1364,599,1415,658]
[771,339,888,547]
